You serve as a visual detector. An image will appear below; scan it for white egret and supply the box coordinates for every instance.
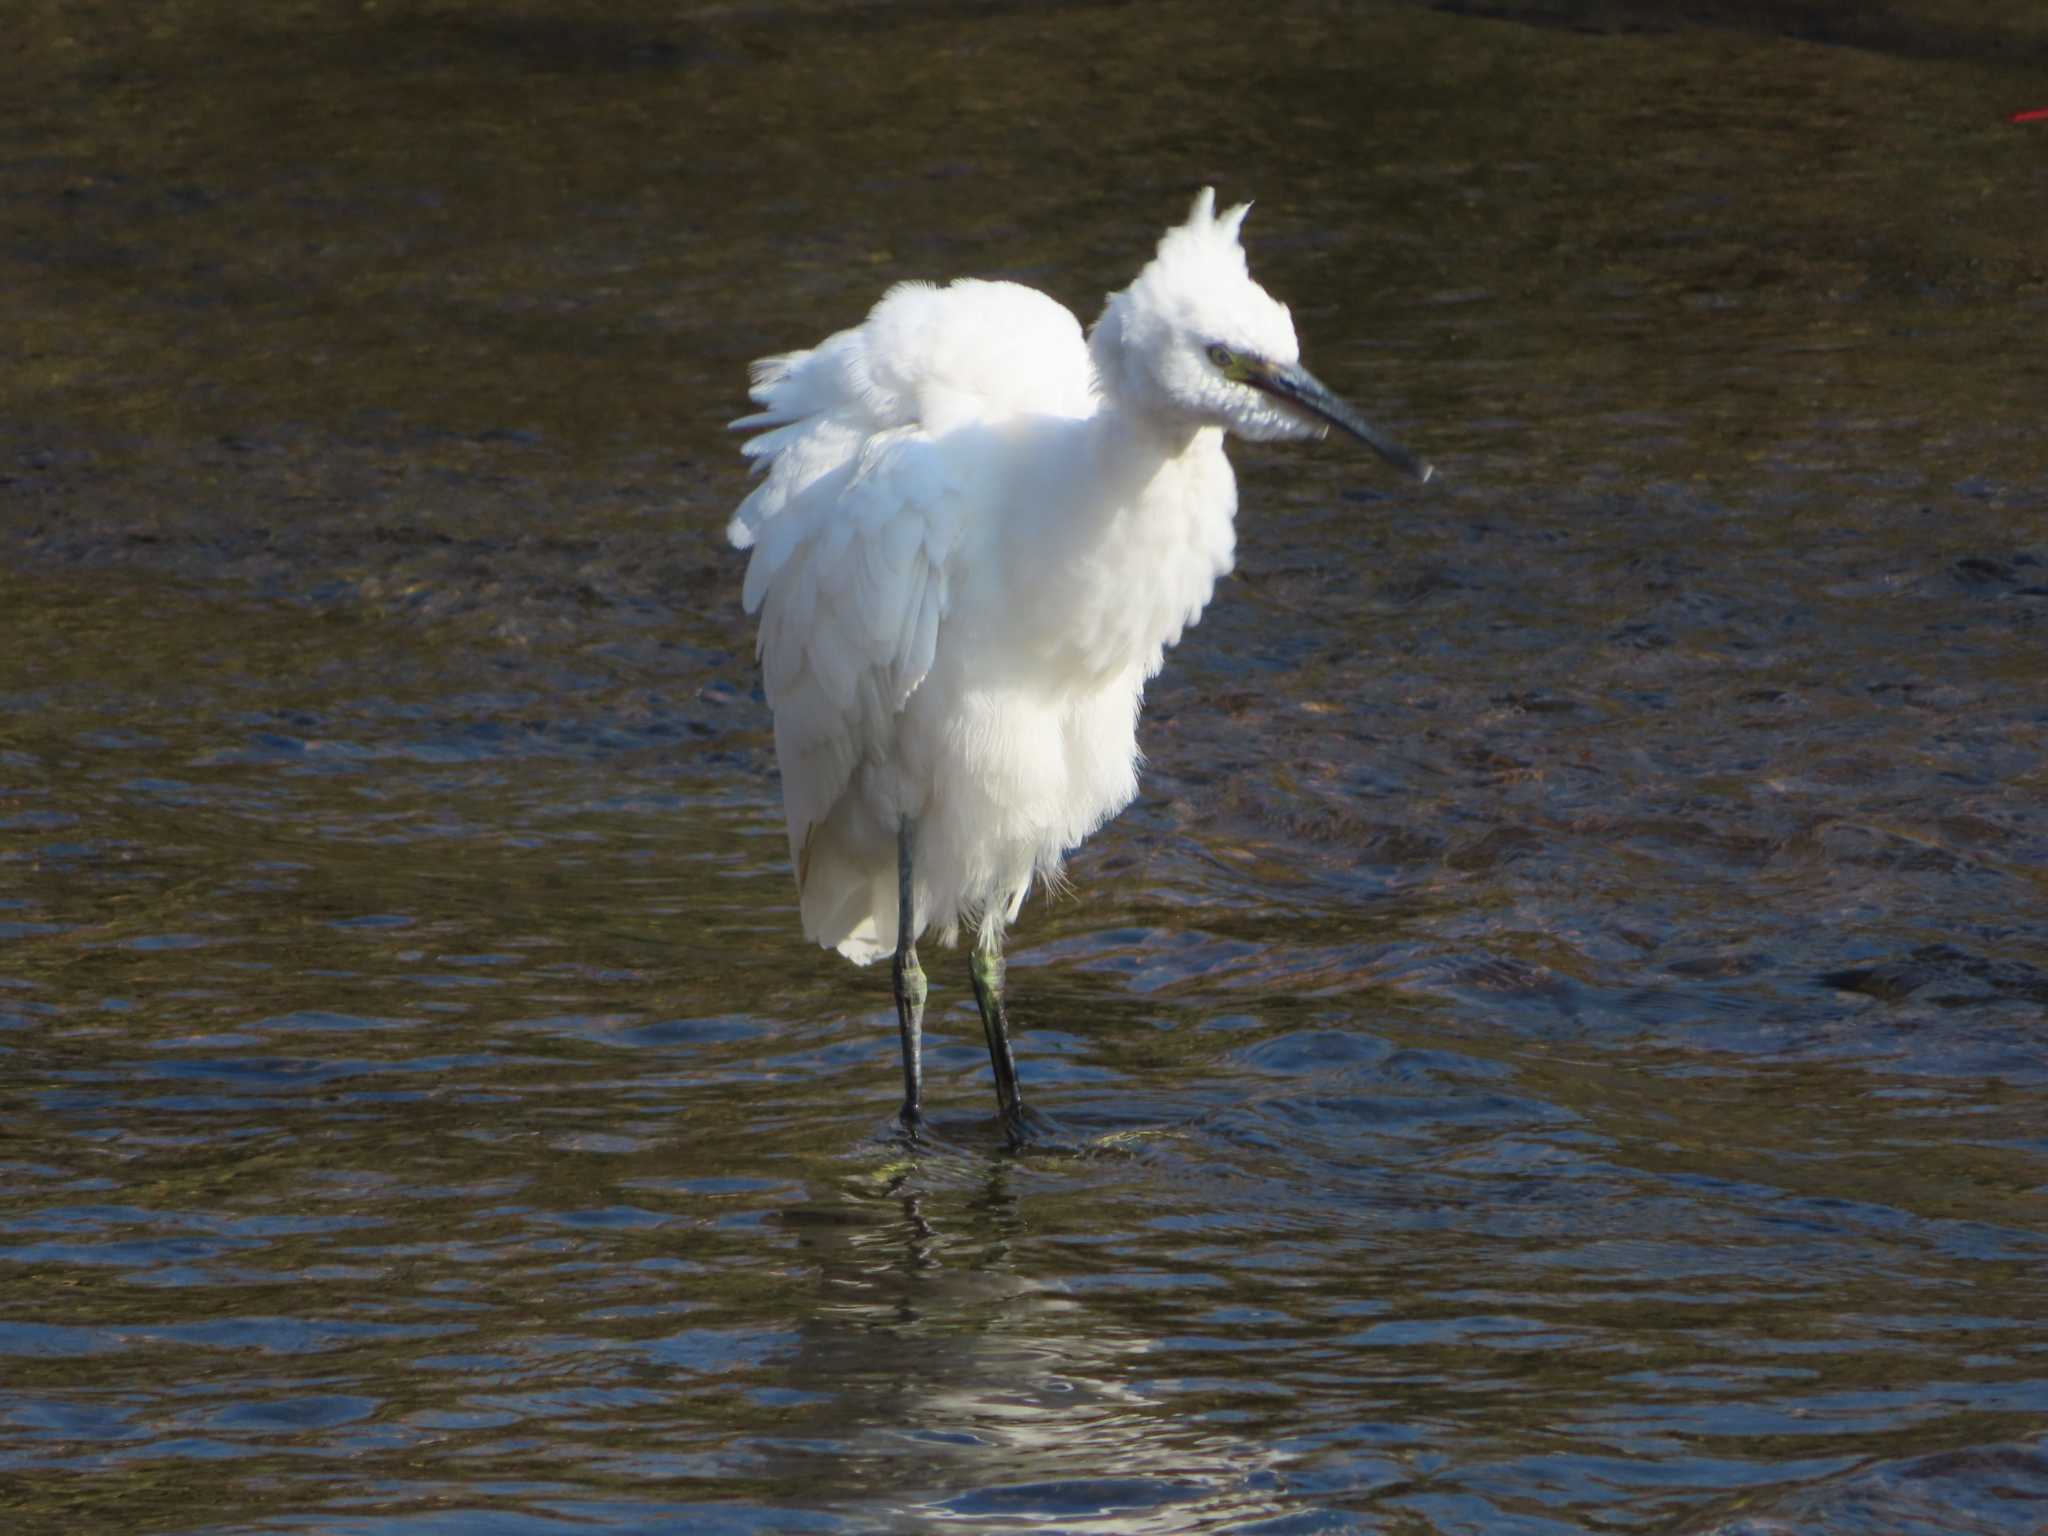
[729,188,1430,1140]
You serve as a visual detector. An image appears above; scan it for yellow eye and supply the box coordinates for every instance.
[1207,344,1235,369]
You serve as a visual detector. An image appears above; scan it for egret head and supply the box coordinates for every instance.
[1091,189,1430,480]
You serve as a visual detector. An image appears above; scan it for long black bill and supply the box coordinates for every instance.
[1246,358,1434,484]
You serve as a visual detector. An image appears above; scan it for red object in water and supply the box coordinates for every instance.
[2013,106,2048,123]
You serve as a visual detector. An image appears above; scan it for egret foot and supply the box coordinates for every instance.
[998,1101,1064,1152]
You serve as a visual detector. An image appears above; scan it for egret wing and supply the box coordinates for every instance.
[728,277,1094,550]
[743,433,961,880]
[728,277,1096,881]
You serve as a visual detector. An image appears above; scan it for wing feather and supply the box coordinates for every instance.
[902,568,943,707]
[729,275,1096,878]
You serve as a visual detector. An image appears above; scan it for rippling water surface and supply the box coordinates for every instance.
[4,2,2046,1532]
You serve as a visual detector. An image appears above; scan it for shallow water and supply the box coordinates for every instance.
[4,1,2046,1532]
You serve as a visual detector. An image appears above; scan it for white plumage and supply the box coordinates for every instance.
[729,189,1427,1134]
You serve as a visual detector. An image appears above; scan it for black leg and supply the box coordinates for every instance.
[891,819,926,1133]
[970,930,1025,1137]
